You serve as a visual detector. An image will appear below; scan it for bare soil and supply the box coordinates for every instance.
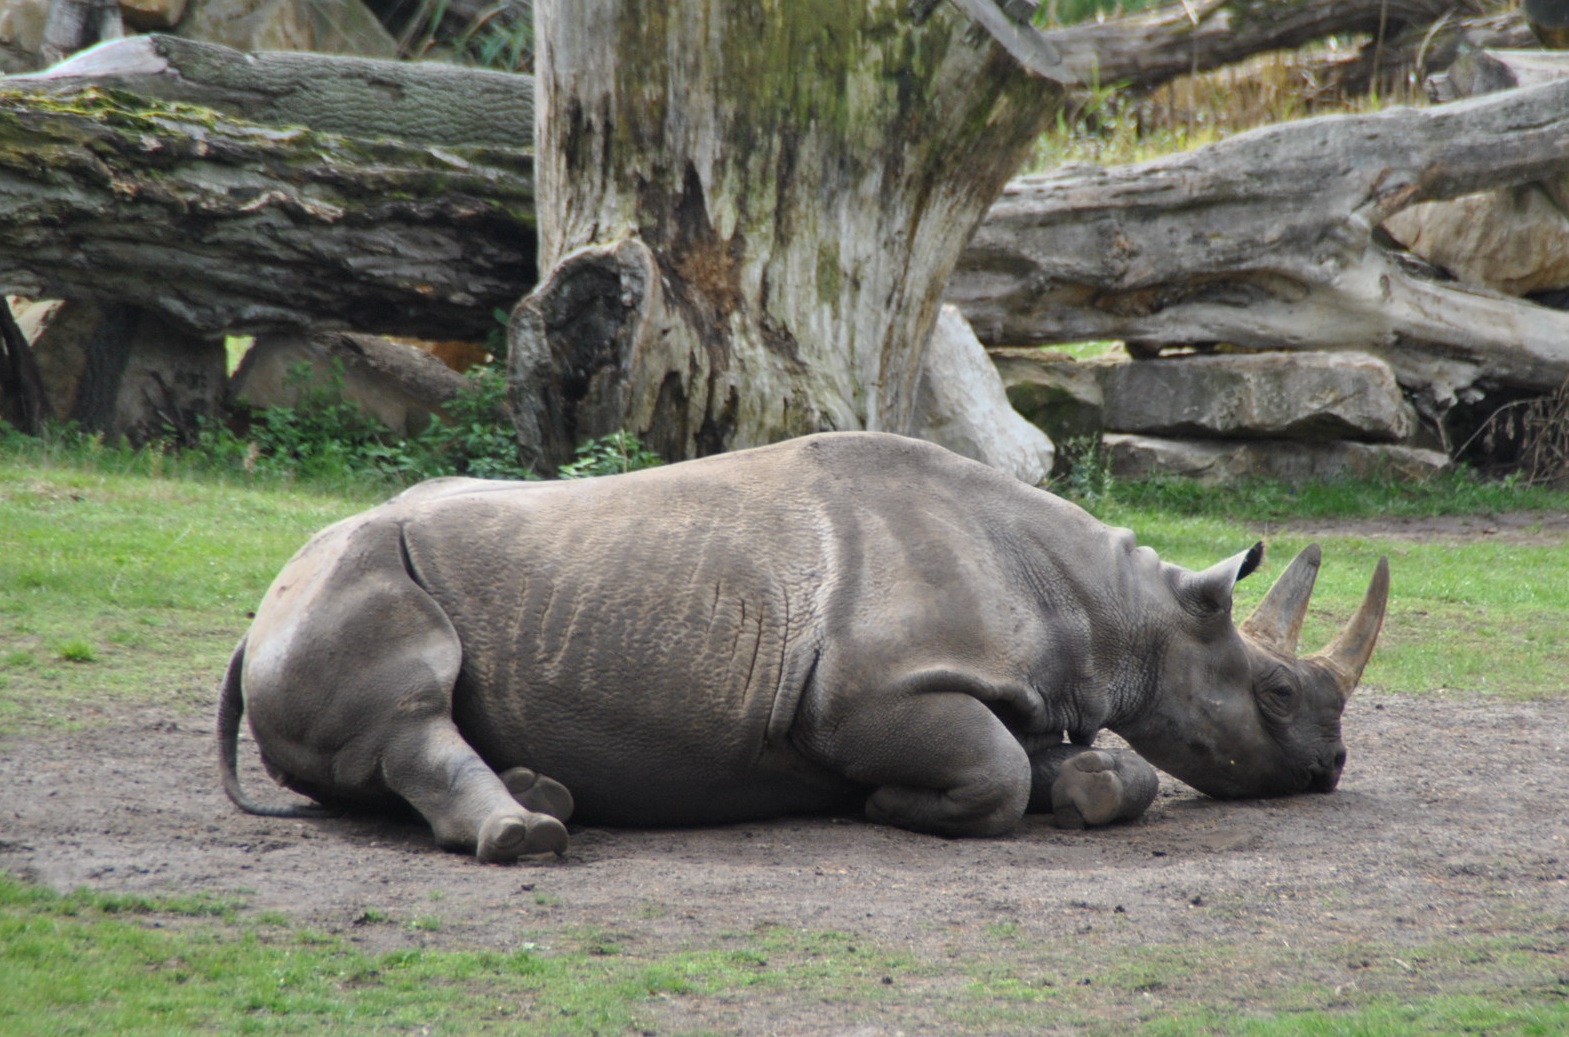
[3,516,1568,1033]
[3,691,1567,1031]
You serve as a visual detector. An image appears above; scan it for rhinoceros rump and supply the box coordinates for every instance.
[218,432,1389,861]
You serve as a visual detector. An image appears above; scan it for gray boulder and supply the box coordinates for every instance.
[914,305,1055,485]
[230,331,473,437]
[1100,351,1414,443]
[20,297,225,442]
[989,346,1106,449]
[1105,434,1449,484]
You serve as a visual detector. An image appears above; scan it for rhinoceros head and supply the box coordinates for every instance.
[1126,543,1390,801]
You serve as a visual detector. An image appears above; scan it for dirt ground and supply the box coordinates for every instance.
[3,519,1568,1033]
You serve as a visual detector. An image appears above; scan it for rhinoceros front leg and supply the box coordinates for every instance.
[804,689,1033,837]
[1025,743,1159,829]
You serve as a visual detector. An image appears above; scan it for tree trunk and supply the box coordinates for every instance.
[948,74,1569,419]
[509,1,1062,470]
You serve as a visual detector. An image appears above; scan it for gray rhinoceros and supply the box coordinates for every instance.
[218,432,1389,862]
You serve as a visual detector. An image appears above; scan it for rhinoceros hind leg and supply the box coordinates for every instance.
[499,767,575,823]
[383,725,568,862]
[476,810,568,862]
[1049,749,1159,829]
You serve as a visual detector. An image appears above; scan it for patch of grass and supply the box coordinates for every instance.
[3,871,1566,1035]
[5,452,1568,734]
[0,459,385,733]
[55,637,97,663]
[1097,469,1569,523]
[0,873,918,1036]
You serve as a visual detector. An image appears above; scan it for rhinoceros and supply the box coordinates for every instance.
[218,432,1389,862]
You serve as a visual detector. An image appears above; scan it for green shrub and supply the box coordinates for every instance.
[1,357,668,489]
[557,431,666,479]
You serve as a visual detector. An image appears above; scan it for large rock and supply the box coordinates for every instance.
[21,297,225,441]
[230,330,472,437]
[0,0,51,72]
[1105,434,1449,484]
[988,347,1106,449]
[0,0,397,71]
[1100,351,1414,443]
[914,306,1055,485]
[1382,183,1569,297]
[121,0,190,31]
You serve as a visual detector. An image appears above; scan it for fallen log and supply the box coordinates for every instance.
[949,74,1569,418]
[1043,0,1490,92]
[0,38,535,339]
[1383,50,1569,298]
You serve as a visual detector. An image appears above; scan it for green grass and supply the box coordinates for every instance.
[0,457,386,732]
[5,452,1569,735]
[3,873,1564,1036]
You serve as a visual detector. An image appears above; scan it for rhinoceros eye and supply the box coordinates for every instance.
[1258,667,1297,707]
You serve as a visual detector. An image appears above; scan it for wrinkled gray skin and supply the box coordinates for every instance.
[219,432,1389,862]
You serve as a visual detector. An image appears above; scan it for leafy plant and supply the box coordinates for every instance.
[410,365,534,480]
[237,360,403,482]
[1053,435,1114,504]
[557,431,665,480]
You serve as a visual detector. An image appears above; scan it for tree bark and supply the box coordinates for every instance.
[12,33,532,148]
[0,79,535,339]
[510,1,1062,470]
[948,74,1569,418]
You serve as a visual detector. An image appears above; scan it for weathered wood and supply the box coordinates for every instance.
[1291,10,1533,101]
[1043,0,1484,91]
[0,83,535,339]
[9,33,532,148]
[513,1,1062,471]
[1384,50,1569,299]
[949,75,1569,415]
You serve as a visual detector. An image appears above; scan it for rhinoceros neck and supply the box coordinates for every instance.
[983,494,1180,739]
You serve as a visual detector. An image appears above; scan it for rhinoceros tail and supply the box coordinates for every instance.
[217,636,332,818]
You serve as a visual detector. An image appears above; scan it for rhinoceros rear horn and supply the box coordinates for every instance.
[1240,543,1322,655]
[1313,555,1391,701]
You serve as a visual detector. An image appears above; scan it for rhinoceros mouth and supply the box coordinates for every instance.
[1306,749,1347,793]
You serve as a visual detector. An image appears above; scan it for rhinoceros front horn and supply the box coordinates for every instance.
[1312,555,1391,701]
[1239,543,1322,655]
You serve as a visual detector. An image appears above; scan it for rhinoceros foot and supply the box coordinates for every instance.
[499,767,575,823]
[476,809,569,863]
[1050,750,1158,829]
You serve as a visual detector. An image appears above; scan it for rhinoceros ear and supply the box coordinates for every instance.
[1179,542,1265,616]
